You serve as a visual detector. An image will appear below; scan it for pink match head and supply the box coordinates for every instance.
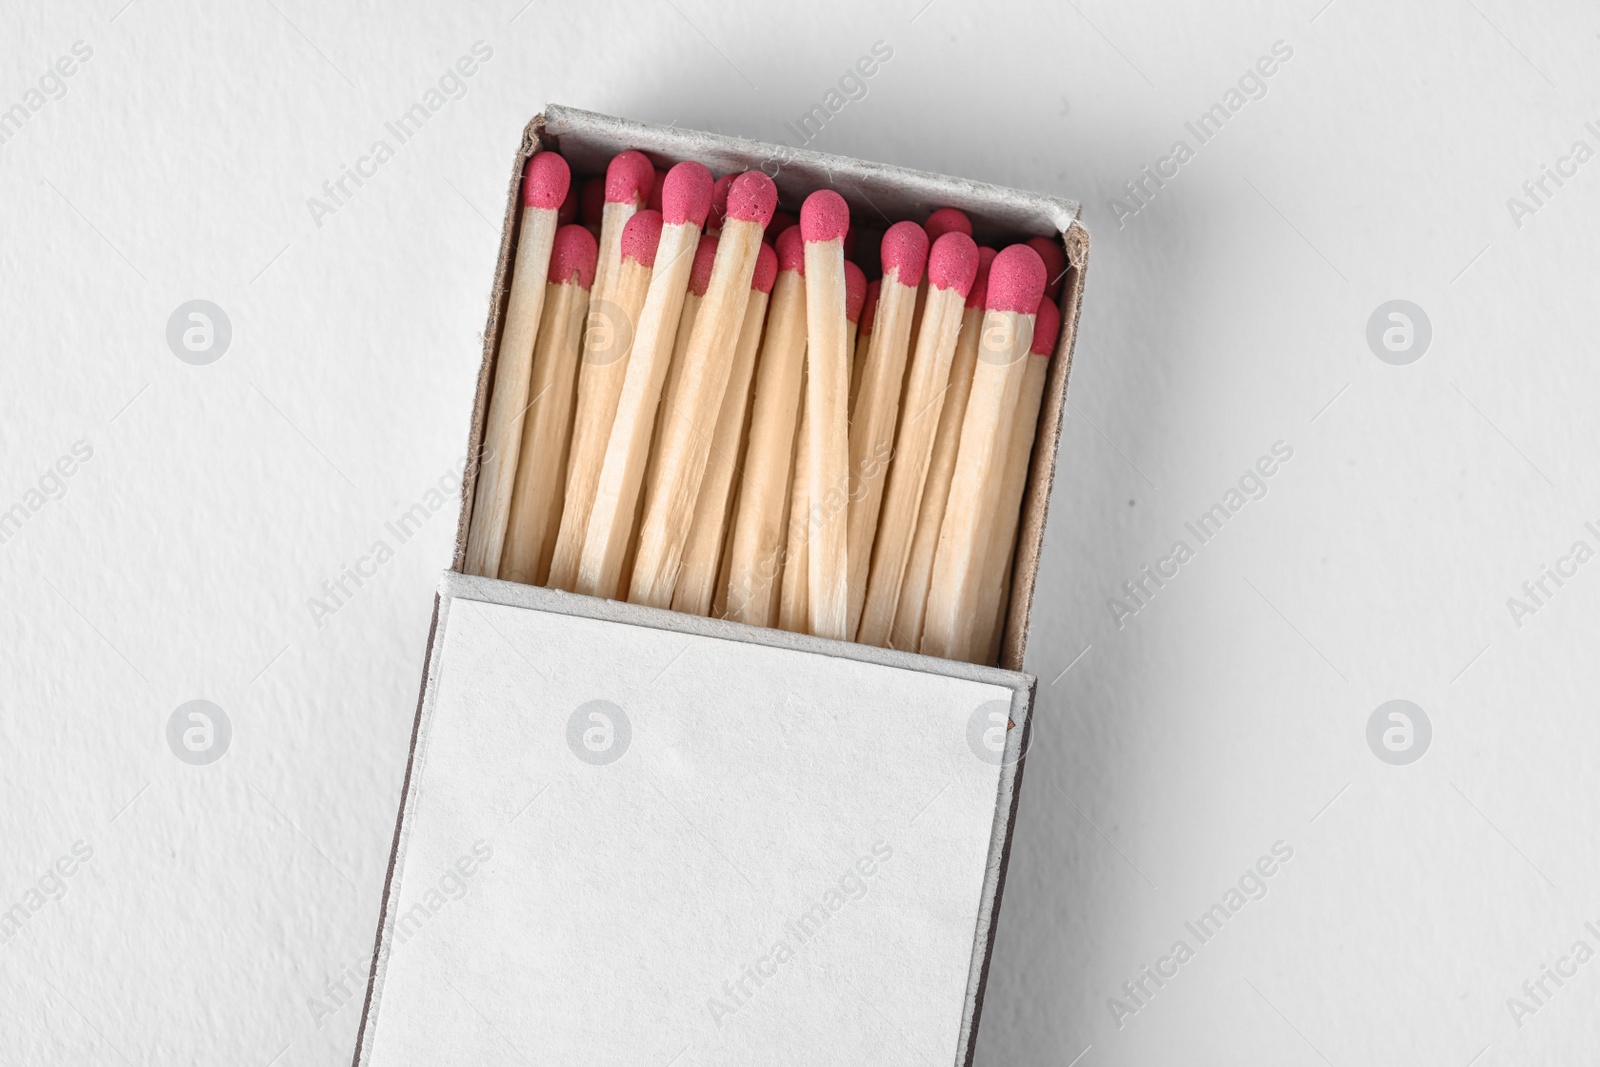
[689,234,719,296]
[844,262,867,322]
[523,152,570,210]
[557,182,579,226]
[751,242,778,294]
[800,189,850,244]
[775,226,804,276]
[859,279,881,333]
[924,207,972,242]
[660,161,714,227]
[927,232,979,298]
[879,221,929,287]
[709,174,735,230]
[621,209,664,268]
[581,178,605,226]
[605,150,655,207]
[647,167,668,212]
[986,244,1047,314]
[1027,236,1068,300]
[1031,296,1061,357]
[967,247,998,309]
[725,171,778,226]
[765,210,797,244]
[551,224,599,289]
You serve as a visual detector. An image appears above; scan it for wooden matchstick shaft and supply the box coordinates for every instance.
[920,307,1035,661]
[464,203,559,577]
[499,275,591,584]
[856,283,968,646]
[630,217,768,608]
[803,237,852,640]
[778,372,810,633]
[673,285,771,615]
[972,348,1049,662]
[723,265,806,626]
[843,268,919,637]
[575,222,701,599]
[890,303,984,649]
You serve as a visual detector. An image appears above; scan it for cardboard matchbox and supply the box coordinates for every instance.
[353,105,1089,1066]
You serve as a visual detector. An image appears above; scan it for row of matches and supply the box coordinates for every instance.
[465,148,1064,665]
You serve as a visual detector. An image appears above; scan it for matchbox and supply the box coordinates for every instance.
[354,105,1089,1066]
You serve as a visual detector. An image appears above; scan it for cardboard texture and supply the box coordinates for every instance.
[356,575,1033,1066]
[356,105,1087,1065]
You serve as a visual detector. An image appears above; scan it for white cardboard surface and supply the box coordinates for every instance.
[361,584,1023,1066]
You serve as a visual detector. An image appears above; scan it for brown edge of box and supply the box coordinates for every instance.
[355,107,1089,1066]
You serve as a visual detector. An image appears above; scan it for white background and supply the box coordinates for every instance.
[2,0,1596,1064]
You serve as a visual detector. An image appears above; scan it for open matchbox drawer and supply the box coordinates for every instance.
[354,105,1089,1066]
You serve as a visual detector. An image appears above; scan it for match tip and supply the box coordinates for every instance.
[1031,297,1061,356]
[709,174,735,229]
[689,233,719,296]
[800,189,850,243]
[605,150,655,206]
[927,232,980,298]
[775,226,804,276]
[1027,236,1068,300]
[752,242,778,294]
[725,171,778,226]
[661,161,714,227]
[844,262,867,322]
[880,221,930,286]
[967,246,998,308]
[621,209,665,268]
[551,224,598,289]
[523,152,570,210]
[924,207,972,241]
[859,279,881,333]
[986,244,1047,314]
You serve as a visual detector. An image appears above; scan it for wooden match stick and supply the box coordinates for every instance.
[648,235,719,482]
[671,242,779,615]
[629,172,777,609]
[572,163,714,599]
[618,235,719,594]
[498,225,599,585]
[464,151,570,578]
[856,232,979,646]
[849,279,879,421]
[590,150,654,302]
[891,247,996,649]
[778,377,809,633]
[723,226,807,626]
[843,221,928,637]
[920,244,1046,662]
[974,294,1061,663]
[799,190,855,640]
[899,210,969,387]
[780,263,863,633]
[545,208,662,591]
